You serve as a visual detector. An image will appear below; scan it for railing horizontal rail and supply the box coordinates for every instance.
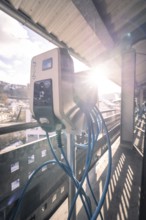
[0,122,39,135]
[0,111,120,135]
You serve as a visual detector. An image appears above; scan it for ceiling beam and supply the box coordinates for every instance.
[72,0,114,49]
[116,8,146,40]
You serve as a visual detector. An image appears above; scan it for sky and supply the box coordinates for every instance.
[0,10,57,85]
[0,10,88,85]
[0,10,120,94]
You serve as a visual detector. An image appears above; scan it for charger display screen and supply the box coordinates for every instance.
[42,58,53,71]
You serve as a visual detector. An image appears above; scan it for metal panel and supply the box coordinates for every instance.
[121,49,136,147]
[0,114,120,220]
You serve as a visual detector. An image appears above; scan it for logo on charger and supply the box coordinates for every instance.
[32,61,36,80]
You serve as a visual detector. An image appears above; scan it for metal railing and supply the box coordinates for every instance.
[0,112,120,220]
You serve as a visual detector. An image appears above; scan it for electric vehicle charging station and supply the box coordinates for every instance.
[30,48,77,220]
[29,47,97,219]
[27,48,111,220]
[30,48,75,132]
[30,48,97,133]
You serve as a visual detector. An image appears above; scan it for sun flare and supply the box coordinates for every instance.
[89,65,120,95]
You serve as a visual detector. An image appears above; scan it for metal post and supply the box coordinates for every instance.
[121,48,136,148]
[67,132,76,220]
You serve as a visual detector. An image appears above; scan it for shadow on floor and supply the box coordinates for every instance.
[77,137,142,220]
[134,114,145,155]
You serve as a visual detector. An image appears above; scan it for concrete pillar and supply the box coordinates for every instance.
[121,48,136,148]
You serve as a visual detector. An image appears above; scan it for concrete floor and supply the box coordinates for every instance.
[50,135,143,220]
[99,139,142,220]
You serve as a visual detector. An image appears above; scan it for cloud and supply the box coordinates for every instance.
[0,11,87,86]
[0,10,56,85]
[0,59,12,70]
[0,11,29,52]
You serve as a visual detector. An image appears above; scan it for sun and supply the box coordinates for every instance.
[72,58,120,95]
[88,65,108,87]
[89,65,120,95]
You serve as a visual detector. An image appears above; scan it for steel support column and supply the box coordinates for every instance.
[121,48,136,148]
[67,133,76,220]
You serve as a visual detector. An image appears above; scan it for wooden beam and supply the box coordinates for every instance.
[72,0,114,49]
[116,8,146,40]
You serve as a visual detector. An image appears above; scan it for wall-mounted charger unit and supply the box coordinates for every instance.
[30,48,74,132]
